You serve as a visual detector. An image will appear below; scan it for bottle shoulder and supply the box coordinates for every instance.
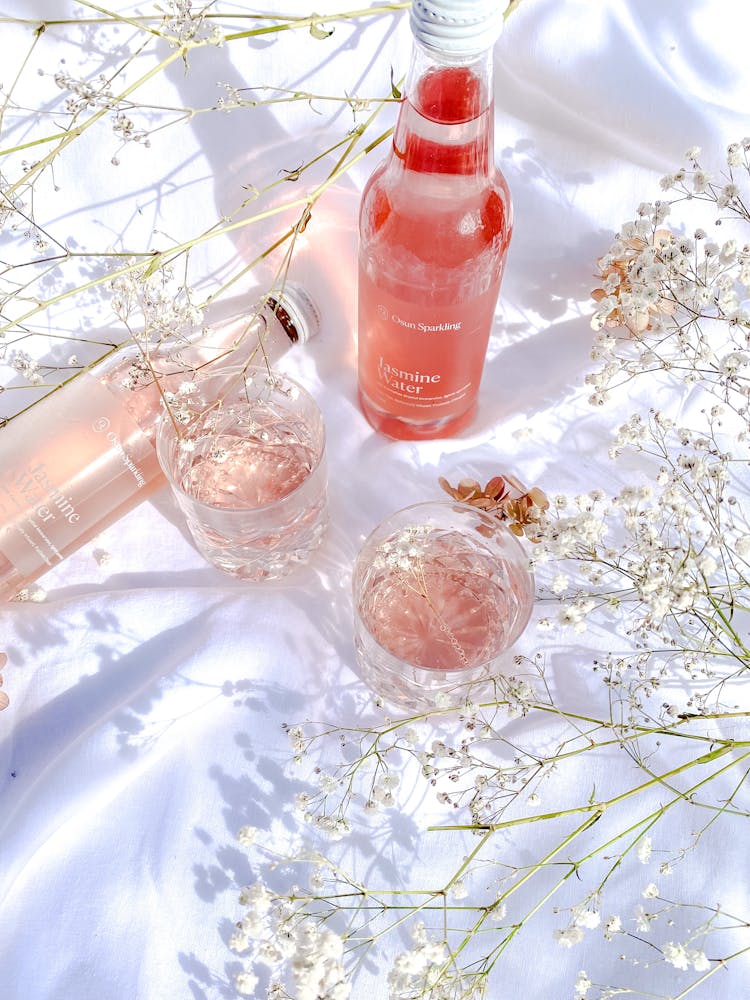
[359,155,512,255]
[361,151,510,200]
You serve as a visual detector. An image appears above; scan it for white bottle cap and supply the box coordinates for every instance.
[410,0,504,56]
[266,283,321,346]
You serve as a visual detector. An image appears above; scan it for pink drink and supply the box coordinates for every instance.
[353,503,534,709]
[359,536,518,671]
[156,369,327,581]
[357,62,512,439]
[177,420,317,508]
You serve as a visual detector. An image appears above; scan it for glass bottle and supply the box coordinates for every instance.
[357,0,511,439]
[0,285,319,600]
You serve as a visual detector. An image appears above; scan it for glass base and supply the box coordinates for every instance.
[186,494,328,582]
[357,388,476,440]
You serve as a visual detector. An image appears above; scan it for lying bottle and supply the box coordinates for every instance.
[357,0,512,439]
[0,285,319,600]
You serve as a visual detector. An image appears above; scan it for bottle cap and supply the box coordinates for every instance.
[410,0,504,56]
[266,283,321,346]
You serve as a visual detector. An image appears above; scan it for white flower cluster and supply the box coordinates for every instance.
[0,167,53,262]
[293,789,351,840]
[111,111,149,147]
[53,71,117,115]
[661,940,710,972]
[118,355,153,394]
[590,207,676,340]
[589,142,750,409]
[10,350,43,385]
[53,72,149,157]
[553,870,720,995]
[554,898,602,948]
[363,770,400,813]
[0,168,24,234]
[379,690,545,827]
[232,877,350,1000]
[573,970,592,999]
[388,921,470,1000]
[110,261,204,348]
[162,0,223,47]
[534,392,748,717]
[373,524,433,575]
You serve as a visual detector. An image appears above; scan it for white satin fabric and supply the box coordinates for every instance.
[1,2,749,998]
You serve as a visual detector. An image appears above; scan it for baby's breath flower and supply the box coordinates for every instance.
[574,971,592,999]
[634,905,654,933]
[691,949,710,972]
[451,880,469,900]
[662,941,690,971]
[235,971,259,995]
[573,905,601,930]
[237,825,258,847]
[692,169,710,193]
[636,836,652,864]
[603,915,621,940]
[555,925,584,948]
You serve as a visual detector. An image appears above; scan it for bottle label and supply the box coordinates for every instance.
[357,268,499,418]
[0,374,159,581]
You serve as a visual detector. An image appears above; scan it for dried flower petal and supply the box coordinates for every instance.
[592,228,677,336]
[438,475,548,541]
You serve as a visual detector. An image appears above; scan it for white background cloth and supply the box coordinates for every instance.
[1,2,749,998]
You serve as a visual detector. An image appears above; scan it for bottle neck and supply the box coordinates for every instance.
[97,283,318,381]
[393,42,495,176]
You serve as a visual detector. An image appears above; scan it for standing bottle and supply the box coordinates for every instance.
[0,285,319,600]
[357,0,511,439]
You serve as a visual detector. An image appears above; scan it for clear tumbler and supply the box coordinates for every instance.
[156,366,327,581]
[353,501,534,709]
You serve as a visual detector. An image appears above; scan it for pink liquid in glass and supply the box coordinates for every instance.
[178,421,317,509]
[353,504,535,708]
[157,372,328,581]
[361,557,514,672]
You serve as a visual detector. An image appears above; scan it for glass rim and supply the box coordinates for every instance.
[356,498,529,553]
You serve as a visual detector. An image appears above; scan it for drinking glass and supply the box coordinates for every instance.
[156,365,327,581]
[353,501,534,709]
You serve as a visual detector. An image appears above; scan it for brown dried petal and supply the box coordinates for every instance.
[504,473,528,497]
[438,476,460,500]
[527,487,550,511]
[472,497,498,512]
[456,477,482,499]
[439,473,548,544]
[484,475,509,501]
